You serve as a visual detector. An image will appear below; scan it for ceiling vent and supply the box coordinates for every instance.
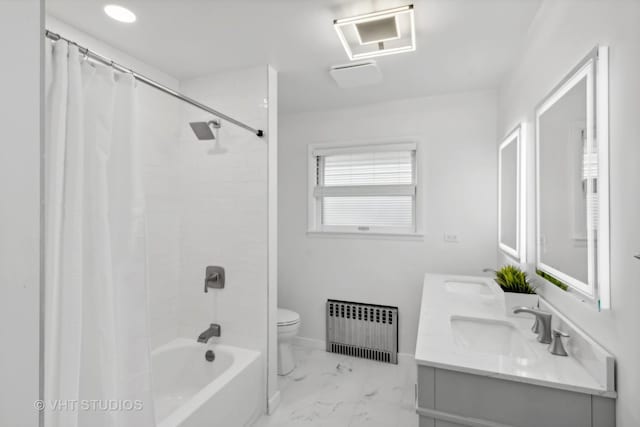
[329,61,382,88]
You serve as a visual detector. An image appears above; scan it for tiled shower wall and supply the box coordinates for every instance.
[176,66,269,353]
[143,66,269,356]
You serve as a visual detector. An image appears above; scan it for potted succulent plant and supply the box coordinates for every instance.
[493,265,538,316]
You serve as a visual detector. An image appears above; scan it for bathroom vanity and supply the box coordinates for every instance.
[414,274,616,427]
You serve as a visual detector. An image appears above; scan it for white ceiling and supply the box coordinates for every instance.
[46,0,542,113]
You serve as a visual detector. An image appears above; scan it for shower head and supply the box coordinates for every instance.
[189,120,221,140]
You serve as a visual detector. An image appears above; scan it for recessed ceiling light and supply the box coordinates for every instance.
[104,4,137,23]
[334,5,415,60]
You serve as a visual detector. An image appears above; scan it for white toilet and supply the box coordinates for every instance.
[277,307,301,376]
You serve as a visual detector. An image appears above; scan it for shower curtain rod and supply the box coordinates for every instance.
[45,30,264,138]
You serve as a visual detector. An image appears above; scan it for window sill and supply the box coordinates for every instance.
[535,271,603,312]
[306,231,424,241]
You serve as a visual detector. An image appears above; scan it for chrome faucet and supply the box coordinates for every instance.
[197,323,221,343]
[512,307,553,344]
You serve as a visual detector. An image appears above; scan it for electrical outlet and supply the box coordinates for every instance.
[443,232,460,243]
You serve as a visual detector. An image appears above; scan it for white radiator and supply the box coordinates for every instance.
[326,299,398,364]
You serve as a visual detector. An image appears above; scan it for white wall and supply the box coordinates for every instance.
[0,1,43,426]
[177,66,270,414]
[279,91,498,354]
[497,1,640,425]
[46,15,178,89]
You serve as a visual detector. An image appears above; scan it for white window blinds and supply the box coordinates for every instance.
[312,144,417,233]
[322,196,414,227]
[322,150,414,186]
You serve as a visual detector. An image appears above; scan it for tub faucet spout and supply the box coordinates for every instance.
[198,323,221,343]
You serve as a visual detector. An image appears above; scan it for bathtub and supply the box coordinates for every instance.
[152,338,262,427]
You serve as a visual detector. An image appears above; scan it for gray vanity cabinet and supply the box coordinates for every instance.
[416,366,615,427]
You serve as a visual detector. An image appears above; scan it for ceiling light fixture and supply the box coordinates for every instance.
[334,5,415,60]
[104,4,137,23]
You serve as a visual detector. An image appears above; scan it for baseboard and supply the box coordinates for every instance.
[293,337,327,350]
[293,336,325,350]
[267,390,281,415]
[294,336,415,365]
[397,352,415,365]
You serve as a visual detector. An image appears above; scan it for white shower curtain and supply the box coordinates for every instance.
[44,41,155,427]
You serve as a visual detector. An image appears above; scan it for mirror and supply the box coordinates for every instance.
[535,47,610,309]
[499,125,525,262]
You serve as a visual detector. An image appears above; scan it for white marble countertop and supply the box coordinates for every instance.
[415,273,616,398]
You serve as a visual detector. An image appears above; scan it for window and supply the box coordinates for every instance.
[308,142,419,235]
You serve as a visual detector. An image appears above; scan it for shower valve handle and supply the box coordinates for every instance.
[204,266,225,292]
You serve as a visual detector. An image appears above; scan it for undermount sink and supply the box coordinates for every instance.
[450,316,535,359]
[445,280,494,296]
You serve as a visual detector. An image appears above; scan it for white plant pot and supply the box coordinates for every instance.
[503,291,539,317]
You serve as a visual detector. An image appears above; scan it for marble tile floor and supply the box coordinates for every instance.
[254,345,418,427]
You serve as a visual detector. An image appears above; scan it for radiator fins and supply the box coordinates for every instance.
[326,299,398,364]
[329,343,394,363]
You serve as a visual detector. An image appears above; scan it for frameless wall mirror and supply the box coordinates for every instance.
[535,46,610,310]
[498,124,526,263]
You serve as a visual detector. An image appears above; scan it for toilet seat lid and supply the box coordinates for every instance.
[277,308,300,326]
